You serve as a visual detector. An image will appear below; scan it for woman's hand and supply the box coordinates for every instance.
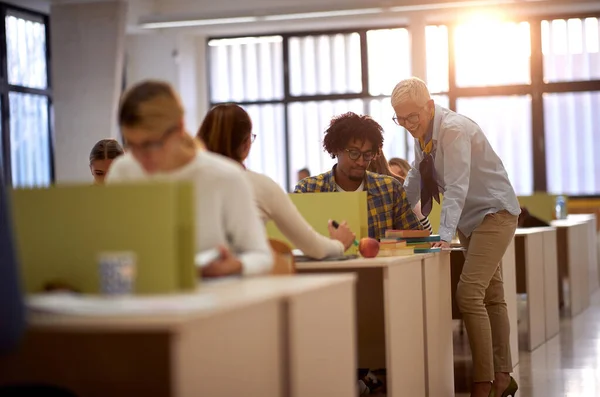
[327,220,356,251]
[432,241,450,249]
[201,246,243,278]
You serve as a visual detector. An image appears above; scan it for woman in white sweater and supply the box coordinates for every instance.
[106,81,272,277]
[197,104,356,259]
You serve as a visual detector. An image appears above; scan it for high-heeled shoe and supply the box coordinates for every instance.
[497,376,518,397]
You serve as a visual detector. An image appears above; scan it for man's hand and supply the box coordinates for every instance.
[201,246,243,278]
[432,241,450,249]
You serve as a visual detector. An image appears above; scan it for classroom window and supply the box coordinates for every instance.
[456,95,533,195]
[6,10,47,89]
[542,17,600,83]
[289,33,362,96]
[1,5,52,187]
[369,97,410,163]
[454,20,531,87]
[9,92,50,187]
[426,25,449,94]
[208,36,284,102]
[242,104,287,189]
[544,91,600,195]
[367,28,410,96]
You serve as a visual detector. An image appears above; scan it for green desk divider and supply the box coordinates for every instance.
[427,195,443,235]
[266,191,368,255]
[11,183,196,295]
[518,193,560,223]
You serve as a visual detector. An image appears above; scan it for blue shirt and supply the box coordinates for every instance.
[404,105,521,242]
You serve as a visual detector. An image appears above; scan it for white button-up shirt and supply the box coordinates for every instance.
[404,104,521,242]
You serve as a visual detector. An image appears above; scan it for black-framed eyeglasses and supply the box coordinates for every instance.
[124,126,179,153]
[392,105,427,127]
[345,149,375,162]
[251,134,257,143]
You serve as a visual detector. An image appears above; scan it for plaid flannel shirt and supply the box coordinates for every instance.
[294,166,423,240]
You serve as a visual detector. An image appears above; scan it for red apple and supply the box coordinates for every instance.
[359,237,380,258]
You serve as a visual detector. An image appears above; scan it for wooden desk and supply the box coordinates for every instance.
[203,275,357,397]
[514,227,560,350]
[296,253,454,397]
[451,239,519,367]
[0,275,356,397]
[551,219,591,316]
[567,214,599,295]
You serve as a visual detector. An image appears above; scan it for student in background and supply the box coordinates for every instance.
[89,139,124,185]
[388,157,411,180]
[106,81,272,277]
[294,112,422,240]
[368,152,432,234]
[392,77,520,397]
[198,104,356,259]
[297,168,310,182]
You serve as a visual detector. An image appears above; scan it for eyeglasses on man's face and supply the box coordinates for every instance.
[392,105,428,127]
[250,133,256,143]
[345,148,376,162]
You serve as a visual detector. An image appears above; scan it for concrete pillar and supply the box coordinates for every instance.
[51,0,127,183]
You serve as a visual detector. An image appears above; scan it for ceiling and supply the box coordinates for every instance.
[16,0,600,36]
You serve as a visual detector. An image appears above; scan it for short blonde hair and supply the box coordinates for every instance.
[391,77,431,109]
[118,80,199,149]
[119,80,184,137]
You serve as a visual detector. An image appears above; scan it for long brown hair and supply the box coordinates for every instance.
[118,80,198,149]
[89,139,124,164]
[368,152,404,183]
[197,104,252,163]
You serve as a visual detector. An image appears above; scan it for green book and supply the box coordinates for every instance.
[11,182,196,295]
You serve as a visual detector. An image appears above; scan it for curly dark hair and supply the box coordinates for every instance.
[323,112,384,159]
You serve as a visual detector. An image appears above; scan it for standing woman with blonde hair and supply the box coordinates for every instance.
[198,103,356,259]
[392,77,520,397]
[106,81,272,277]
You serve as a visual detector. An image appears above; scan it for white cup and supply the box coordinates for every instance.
[97,251,137,295]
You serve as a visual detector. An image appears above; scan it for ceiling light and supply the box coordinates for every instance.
[208,36,283,46]
[140,16,259,29]
[262,8,384,21]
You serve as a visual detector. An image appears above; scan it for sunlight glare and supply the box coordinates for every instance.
[454,15,531,87]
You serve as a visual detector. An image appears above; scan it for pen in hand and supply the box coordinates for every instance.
[331,220,359,247]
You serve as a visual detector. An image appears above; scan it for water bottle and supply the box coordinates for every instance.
[555,195,567,220]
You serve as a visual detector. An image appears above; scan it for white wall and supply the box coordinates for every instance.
[51,1,127,183]
[125,33,209,133]
[3,0,50,14]
[125,33,179,90]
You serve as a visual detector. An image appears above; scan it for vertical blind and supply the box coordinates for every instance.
[208,17,600,195]
[542,17,600,195]
[4,10,51,187]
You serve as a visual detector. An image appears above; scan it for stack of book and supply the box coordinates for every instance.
[377,239,414,257]
[382,230,442,254]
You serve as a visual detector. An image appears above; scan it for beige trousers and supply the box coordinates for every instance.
[456,210,518,382]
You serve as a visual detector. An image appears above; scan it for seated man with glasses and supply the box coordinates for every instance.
[294,112,422,240]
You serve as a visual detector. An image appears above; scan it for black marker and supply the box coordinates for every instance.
[331,220,359,247]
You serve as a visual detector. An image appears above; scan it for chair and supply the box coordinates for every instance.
[268,239,296,275]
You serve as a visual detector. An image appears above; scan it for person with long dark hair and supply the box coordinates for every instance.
[198,104,356,259]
